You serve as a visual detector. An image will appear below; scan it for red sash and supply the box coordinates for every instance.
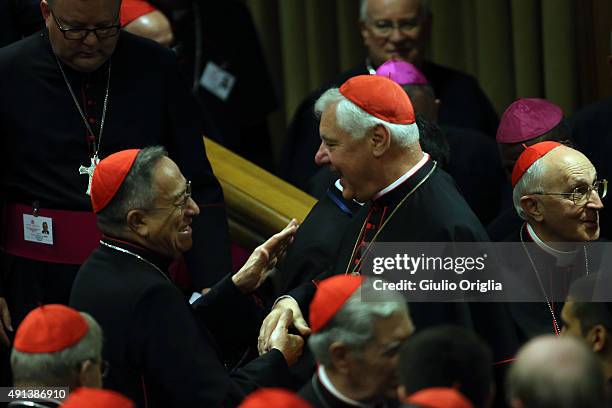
[1,203,101,264]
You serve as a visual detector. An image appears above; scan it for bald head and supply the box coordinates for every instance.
[507,335,605,408]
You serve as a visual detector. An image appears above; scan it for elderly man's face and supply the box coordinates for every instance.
[360,0,431,68]
[535,148,603,242]
[345,311,414,400]
[315,104,377,202]
[41,0,120,72]
[142,157,200,258]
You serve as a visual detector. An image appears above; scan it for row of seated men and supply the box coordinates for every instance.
[8,273,612,408]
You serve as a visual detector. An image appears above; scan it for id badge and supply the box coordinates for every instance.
[23,214,54,245]
[200,61,236,101]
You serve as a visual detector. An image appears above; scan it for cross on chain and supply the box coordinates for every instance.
[79,155,99,196]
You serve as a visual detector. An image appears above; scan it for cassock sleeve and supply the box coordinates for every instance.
[161,51,232,290]
[131,282,291,406]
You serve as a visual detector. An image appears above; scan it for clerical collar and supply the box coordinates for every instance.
[366,58,376,75]
[318,366,374,408]
[334,179,365,207]
[101,236,172,273]
[525,223,578,267]
[372,153,430,202]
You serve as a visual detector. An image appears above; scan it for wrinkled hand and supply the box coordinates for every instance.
[258,297,310,355]
[232,219,298,294]
[0,297,13,346]
[267,309,304,366]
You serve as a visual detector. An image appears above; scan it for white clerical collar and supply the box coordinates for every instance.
[526,223,579,267]
[372,153,430,201]
[318,366,373,407]
[334,179,365,207]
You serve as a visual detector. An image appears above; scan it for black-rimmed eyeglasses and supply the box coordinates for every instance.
[50,9,120,40]
[530,179,607,206]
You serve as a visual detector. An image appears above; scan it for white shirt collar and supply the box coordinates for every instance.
[334,179,365,207]
[318,366,372,407]
[526,223,579,267]
[372,153,430,201]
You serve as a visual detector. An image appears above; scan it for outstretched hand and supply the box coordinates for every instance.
[232,219,298,294]
[258,297,310,355]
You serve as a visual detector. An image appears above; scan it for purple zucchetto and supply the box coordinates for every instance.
[496,98,563,144]
[375,60,428,86]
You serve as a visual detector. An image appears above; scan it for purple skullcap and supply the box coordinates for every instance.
[496,98,564,144]
[375,60,428,86]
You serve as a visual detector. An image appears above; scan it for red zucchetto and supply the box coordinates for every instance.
[406,387,474,408]
[340,75,415,125]
[309,275,364,333]
[91,149,140,213]
[375,60,428,85]
[14,304,88,353]
[497,98,563,144]
[511,141,562,187]
[61,388,135,408]
[120,0,156,26]
[239,388,313,408]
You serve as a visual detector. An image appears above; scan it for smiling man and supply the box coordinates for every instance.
[70,148,304,407]
[0,0,231,365]
[260,75,491,355]
[505,141,605,341]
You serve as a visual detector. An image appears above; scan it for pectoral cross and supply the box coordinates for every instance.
[79,155,99,196]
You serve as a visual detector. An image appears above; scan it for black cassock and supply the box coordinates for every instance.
[285,157,519,388]
[71,238,290,407]
[0,30,231,324]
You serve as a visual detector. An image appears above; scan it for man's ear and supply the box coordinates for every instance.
[79,359,102,388]
[371,124,391,158]
[40,0,51,23]
[587,324,608,353]
[127,209,149,237]
[397,385,407,402]
[520,195,543,222]
[329,342,351,374]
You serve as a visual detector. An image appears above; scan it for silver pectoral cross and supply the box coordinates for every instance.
[79,155,99,196]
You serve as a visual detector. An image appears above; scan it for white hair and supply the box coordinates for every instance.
[314,87,419,147]
[512,154,551,221]
[308,279,408,368]
[359,0,432,21]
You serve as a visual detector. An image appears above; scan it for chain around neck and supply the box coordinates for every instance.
[99,240,172,283]
[54,54,111,158]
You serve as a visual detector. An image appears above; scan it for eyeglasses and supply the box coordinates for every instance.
[366,19,420,37]
[50,9,120,40]
[145,180,193,214]
[531,179,607,206]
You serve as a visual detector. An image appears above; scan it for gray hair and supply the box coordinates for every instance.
[96,146,168,234]
[11,313,103,387]
[506,335,605,408]
[512,154,550,221]
[314,88,419,147]
[308,279,408,367]
[359,0,432,21]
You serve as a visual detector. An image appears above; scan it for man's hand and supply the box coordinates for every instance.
[0,297,13,346]
[258,297,310,355]
[232,219,298,294]
[267,309,304,366]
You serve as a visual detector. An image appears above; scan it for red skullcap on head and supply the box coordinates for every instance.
[497,98,563,144]
[375,60,428,86]
[406,387,474,408]
[91,149,140,213]
[14,304,88,354]
[238,388,313,408]
[61,388,135,408]
[120,0,157,26]
[339,75,415,125]
[309,275,364,333]
[511,141,562,187]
